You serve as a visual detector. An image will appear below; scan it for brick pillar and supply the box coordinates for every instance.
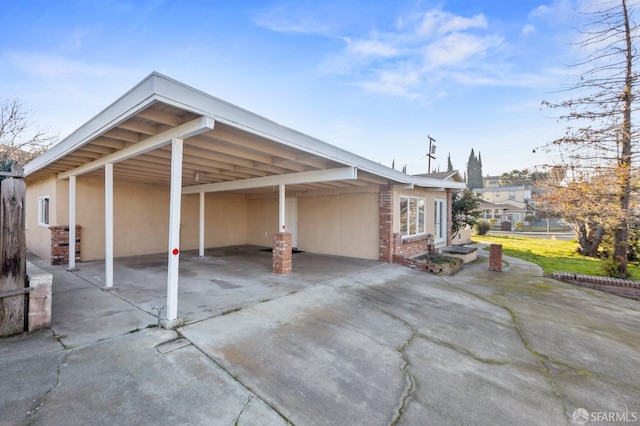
[379,185,394,262]
[272,232,293,274]
[50,225,81,266]
[489,243,503,272]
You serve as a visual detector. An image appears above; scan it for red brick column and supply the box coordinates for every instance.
[272,232,293,274]
[379,185,394,262]
[489,244,503,272]
[50,225,81,266]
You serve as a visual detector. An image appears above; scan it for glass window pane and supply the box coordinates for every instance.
[400,198,408,236]
[409,198,417,235]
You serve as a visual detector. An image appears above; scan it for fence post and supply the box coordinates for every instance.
[0,175,27,337]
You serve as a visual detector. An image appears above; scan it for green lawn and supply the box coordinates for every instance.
[474,235,640,280]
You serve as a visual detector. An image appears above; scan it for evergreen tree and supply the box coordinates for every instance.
[466,149,483,189]
[447,153,453,172]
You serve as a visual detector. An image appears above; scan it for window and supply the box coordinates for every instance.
[400,196,426,237]
[495,191,501,198]
[509,191,516,200]
[38,196,50,226]
[434,198,446,243]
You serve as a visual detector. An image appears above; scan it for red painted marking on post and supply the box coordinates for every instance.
[172,248,179,255]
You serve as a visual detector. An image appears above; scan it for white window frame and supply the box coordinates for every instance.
[38,195,50,227]
[399,196,426,238]
[434,198,446,244]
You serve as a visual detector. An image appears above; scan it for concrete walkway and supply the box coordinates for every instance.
[2,249,639,425]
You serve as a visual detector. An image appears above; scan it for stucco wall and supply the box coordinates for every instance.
[298,192,379,260]
[180,192,248,250]
[28,177,250,261]
[246,198,279,247]
[25,177,57,262]
[246,189,380,260]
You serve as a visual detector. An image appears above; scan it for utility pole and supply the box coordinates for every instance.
[427,135,436,174]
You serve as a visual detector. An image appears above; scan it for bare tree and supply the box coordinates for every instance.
[0,98,57,166]
[541,0,638,277]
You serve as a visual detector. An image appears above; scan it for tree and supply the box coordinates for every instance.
[0,98,57,166]
[541,0,638,277]
[451,189,483,238]
[447,153,453,172]
[466,149,483,190]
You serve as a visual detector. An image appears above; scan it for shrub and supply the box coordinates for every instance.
[515,222,524,231]
[476,220,491,235]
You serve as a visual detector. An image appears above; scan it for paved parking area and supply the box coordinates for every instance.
[2,247,639,425]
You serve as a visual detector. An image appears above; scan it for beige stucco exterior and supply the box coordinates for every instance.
[26,176,383,262]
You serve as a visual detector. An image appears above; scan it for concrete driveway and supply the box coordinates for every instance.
[2,247,639,425]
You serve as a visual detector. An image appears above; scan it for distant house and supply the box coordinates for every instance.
[24,72,465,324]
[473,185,533,224]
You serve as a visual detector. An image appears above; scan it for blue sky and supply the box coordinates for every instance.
[0,0,586,176]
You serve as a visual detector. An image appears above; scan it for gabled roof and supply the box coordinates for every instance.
[413,170,465,184]
[25,72,465,192]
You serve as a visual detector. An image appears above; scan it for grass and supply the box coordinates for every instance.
[474,234,640,280]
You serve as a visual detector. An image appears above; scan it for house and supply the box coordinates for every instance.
[413,171,472,244]
[24,72,465,326]
[473,185,532,224]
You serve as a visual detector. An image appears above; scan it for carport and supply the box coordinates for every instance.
[26,72,461,327]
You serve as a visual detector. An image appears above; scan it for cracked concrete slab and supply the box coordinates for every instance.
[4,247,640,425]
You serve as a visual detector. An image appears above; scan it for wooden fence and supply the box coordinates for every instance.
[0,165,27,337]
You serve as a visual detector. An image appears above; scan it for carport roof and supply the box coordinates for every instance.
[25,72,466,193]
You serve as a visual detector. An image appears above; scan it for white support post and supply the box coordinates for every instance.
[278,184,286,232]
[198,192,205,257]
[68,175,76,271]
[166,138,184,323]
[105,164,114,288]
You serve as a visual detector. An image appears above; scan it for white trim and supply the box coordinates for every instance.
[399,196,427,238]
[166,138,183,322]
[37,195,50,227]
[198,192,205,257]
[278,184,286,232]
[105,164,114,288]
[182,167,357,195]
[68,176,76,270]
[434,198,446,244]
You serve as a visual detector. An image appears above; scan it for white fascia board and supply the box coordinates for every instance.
[182,167,357,195]
[411,176,467,190]
[58,116,214,179]
[25,73,161,176]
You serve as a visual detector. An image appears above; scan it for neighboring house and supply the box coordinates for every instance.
[474,184,533,225]
[483,175,501,188]
[24,72,465,324]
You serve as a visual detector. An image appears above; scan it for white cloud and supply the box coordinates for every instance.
[521,24,536,36]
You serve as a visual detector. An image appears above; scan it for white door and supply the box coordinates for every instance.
[286,198,298,248]
[434,198,446,244]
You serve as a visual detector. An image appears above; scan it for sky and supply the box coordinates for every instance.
[0,0,591,176]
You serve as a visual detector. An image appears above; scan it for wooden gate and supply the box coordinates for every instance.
[0,165,27,338]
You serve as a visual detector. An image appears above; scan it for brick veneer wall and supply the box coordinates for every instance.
[272,232,292,274]
[50,225,81,266]
[392,233,434,263]
[379,184,394,262]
